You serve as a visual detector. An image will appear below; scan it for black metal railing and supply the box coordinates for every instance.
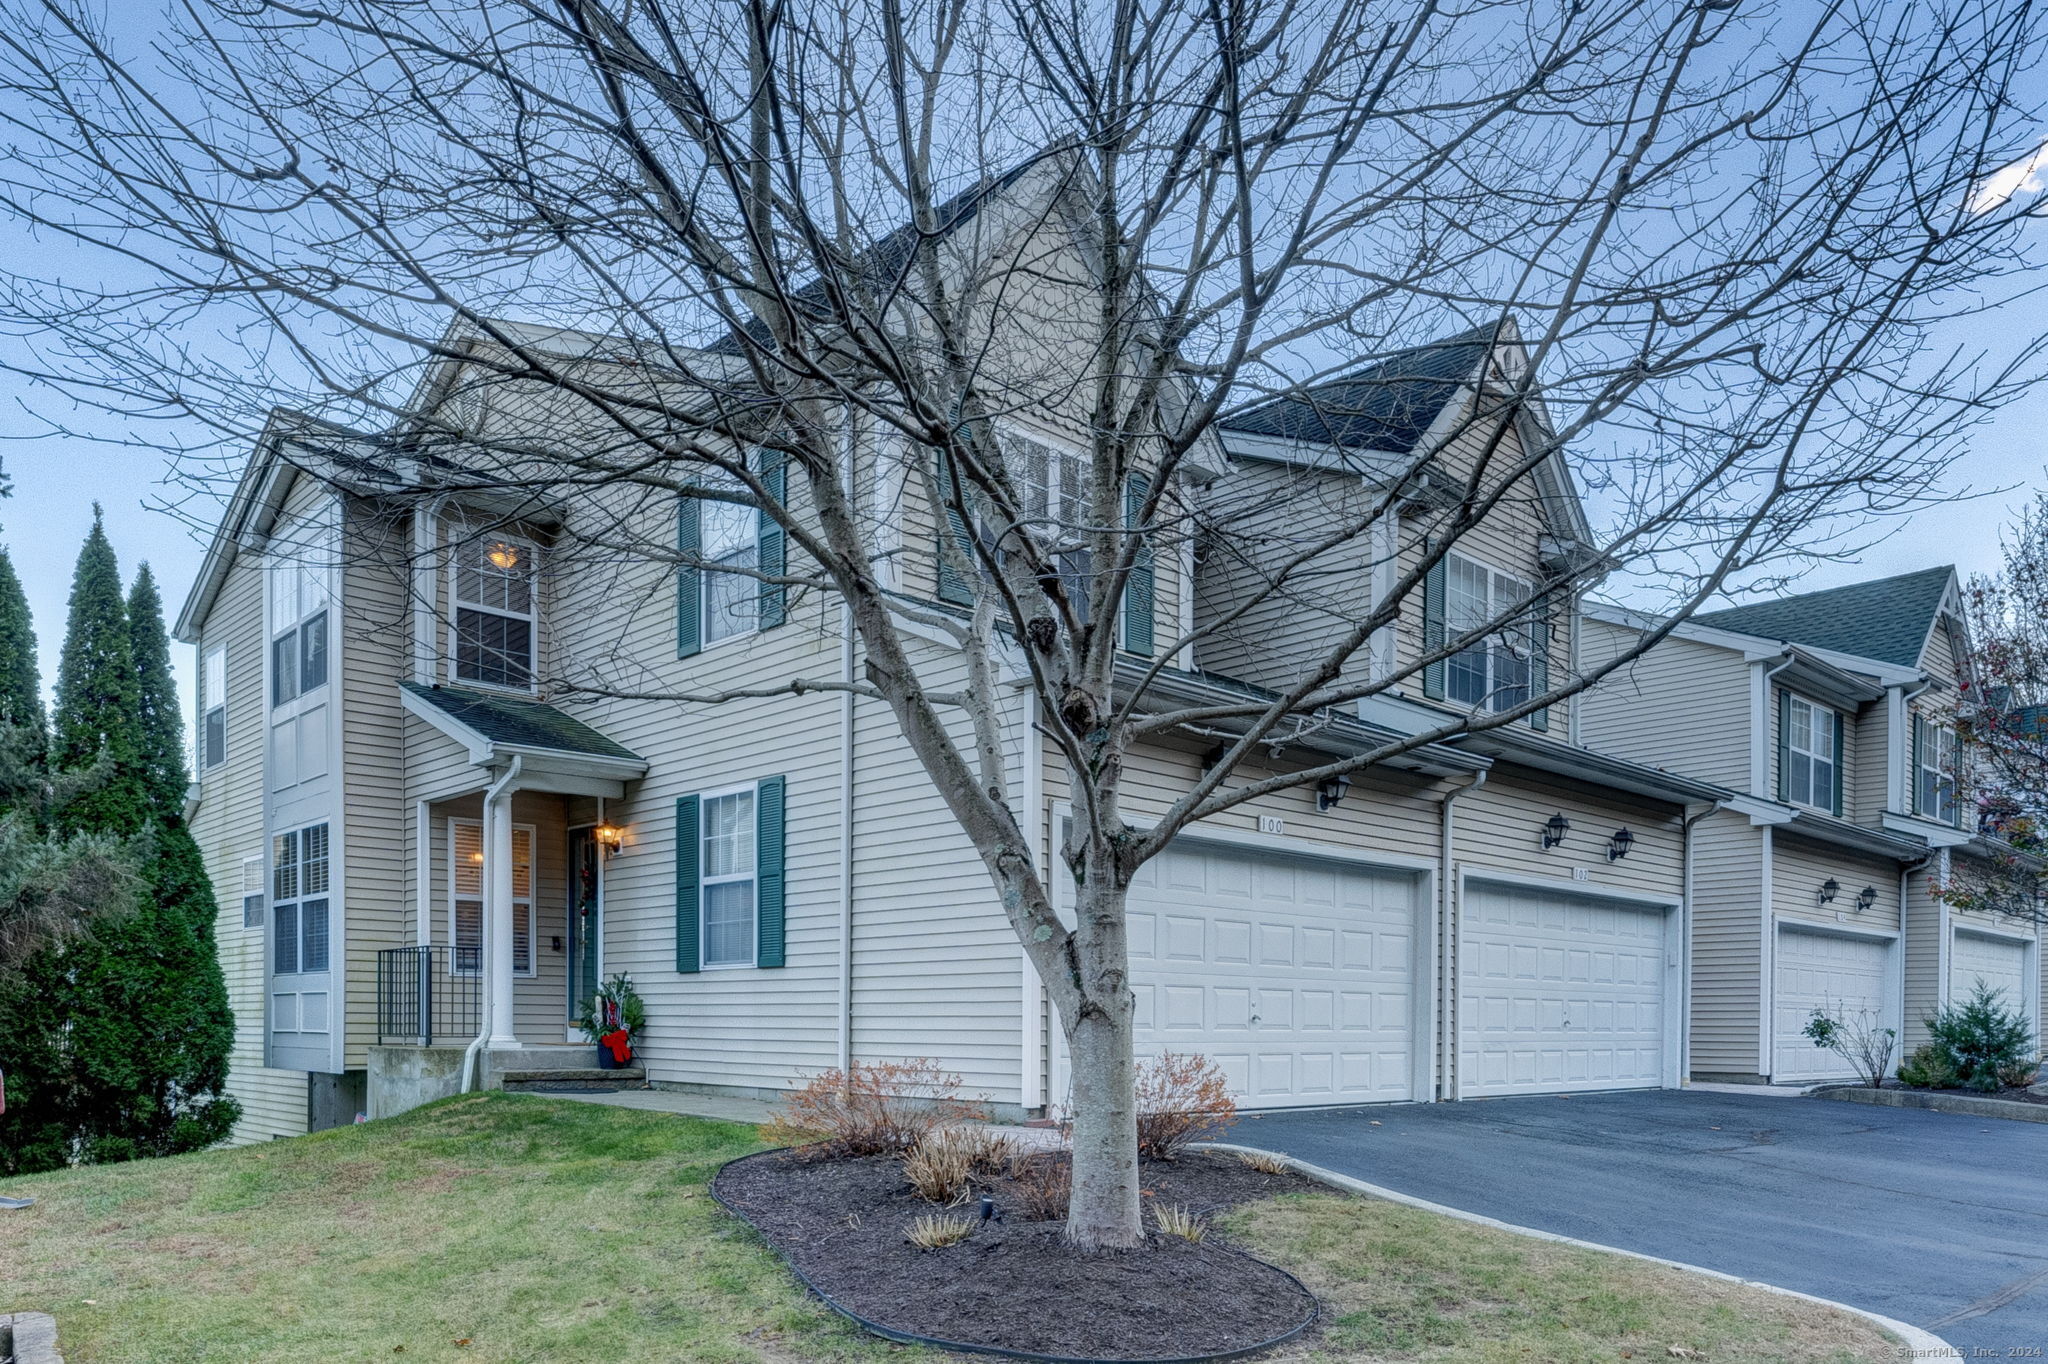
[376,945,482,1046]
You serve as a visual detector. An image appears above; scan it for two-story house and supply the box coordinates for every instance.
[1581,568,2042,1084]
[176,155,1732,1142]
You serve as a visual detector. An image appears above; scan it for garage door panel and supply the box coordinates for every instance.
[1460,883,1669,1097]
[1950,931,2029,1017]
[1096,841,1419,1108]
[1772,927,1889,1083]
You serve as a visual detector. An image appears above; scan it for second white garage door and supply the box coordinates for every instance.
[1773,927,1891,1083]
[1458,882,1670,1097]
[1118,840,1422,1108]
[1949,929,2032,1024]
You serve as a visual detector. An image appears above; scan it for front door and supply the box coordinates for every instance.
[566,827,603,1024]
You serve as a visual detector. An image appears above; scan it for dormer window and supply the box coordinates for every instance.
[1780,693,1840,814]
[453,536,536,689]
[1442,552,1536,713]
[1914,717,1960,827]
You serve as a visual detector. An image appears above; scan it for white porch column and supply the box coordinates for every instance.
[485,762,523,1050]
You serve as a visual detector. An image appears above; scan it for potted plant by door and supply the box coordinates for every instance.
[576,974,647,1069]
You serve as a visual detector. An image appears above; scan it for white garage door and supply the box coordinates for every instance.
[1950,929,2031,1024]
[1459,883,1669,1097]
[1773,927,1891,1083]
[1109,840,1421,1108]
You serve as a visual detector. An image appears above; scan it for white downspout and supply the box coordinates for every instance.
[1437,770,1487,1101]
[838,411,858,1074]
[1754,652,1795,1080]
[461,755,524,1092]
[1679,800,1729,1087]
[414,799,433,948]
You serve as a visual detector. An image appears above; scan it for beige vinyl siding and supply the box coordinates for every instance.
[340,497,413,1068]
[1851,699,1891,822]
[189,537,309,1142]
[1901,861,1946,1051]
[1193,461,1379,691]
[1769,836,1900,933]
[1577,619,1752,790]
[1454,773,1684,898]
[1687,810,1765,1079]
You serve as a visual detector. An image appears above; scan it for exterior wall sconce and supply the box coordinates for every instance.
[1606,828,1635,861]
[1817,878,1841,907]
[594,823,625,855]
[1316,774,1352,812]
[1855,885,1878,913]
[1541,813,1572,850]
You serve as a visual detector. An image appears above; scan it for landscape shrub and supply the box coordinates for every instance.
[905,1213,974,1250]
[1135,1052,1238,1160]
[1010,1151,1072,1221]
[902,1137,972,1204]
[1896,1043,1960,1090]
[1800,1005,1896,1088]
[1924,983,2035,1092]
[1151,1202,1207,1243]
[761,1058,988,1156]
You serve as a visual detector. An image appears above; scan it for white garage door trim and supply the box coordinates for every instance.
[1947,925,2037,1042]
[1455,870,1681,1099]
[1048,817,1434,1111]
[1771,923,1898,1084]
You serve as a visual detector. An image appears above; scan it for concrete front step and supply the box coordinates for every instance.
[500,1067,647,1092]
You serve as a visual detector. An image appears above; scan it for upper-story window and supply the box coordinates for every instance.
[1443,552,1535,713]
[453,537,536,689]
[201,645,227,770]
[271,560,328,706]
[271,822,330,976]
[1782,693,1839,812]
[701,492,761,645]
[677,456,787,657]
[1915,718,1960,827]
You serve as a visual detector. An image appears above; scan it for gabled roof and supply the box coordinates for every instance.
[1691,566,1958,670]
[398,682,643,764]
[1218,325,1498,454]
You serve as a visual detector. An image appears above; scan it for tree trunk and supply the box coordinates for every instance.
[1061,880,1144,1251]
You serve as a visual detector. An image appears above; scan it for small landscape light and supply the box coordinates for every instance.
[1541,812,1572,850]
[1605,828,1635,862]
[1817,878,1840,907]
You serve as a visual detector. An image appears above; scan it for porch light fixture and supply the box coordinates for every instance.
[1817,878,1841,907]
[1541,812,1572,850]
[1605,828,1635,862]
[594,822,625,856]
[1855,885,1878,913]
[1315,774,1352,812]
[485,541,523,572]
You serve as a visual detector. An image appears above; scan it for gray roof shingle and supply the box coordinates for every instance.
[400,682,642,762]
[1691,566,1955,668]
[1218,325,1496,454]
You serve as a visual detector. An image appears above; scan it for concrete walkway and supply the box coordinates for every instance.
[525,1087,781,1126]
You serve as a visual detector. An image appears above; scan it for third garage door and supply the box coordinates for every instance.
[1950,929,2031,1025]
[1459,882,1671,1097]
[1773,926,1891,1083]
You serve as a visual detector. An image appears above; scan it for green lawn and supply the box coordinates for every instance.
[0,1094,1897,1363]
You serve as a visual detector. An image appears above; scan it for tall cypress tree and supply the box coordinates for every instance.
[0,517,238,1174]
[127,563,188,823]
[0,546,44,822]
[50,507,144,835]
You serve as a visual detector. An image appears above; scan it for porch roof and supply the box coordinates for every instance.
[399,683,648,795]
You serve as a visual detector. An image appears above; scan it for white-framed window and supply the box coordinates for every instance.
[700,786,759,968]
[240,853,265,929]
[1918,719,1960,826]
[201,645,227,770]
[449,817,536,976]
[700,490,761,645]
[1443,551,1535,713]
[452,536,537,689]
[271,822,330,975]
[270,559,329,707]
[1784,694,1838,810]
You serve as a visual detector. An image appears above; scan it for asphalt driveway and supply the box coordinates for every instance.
[1224,1089,2048,1351]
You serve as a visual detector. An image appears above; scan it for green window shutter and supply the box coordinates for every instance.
[1422,554,1448,700]
[757,453,788,630]
[1910,713,1925,816]
[935,447,976,606]
[674,794,701,973]
[756,775,787,969]
[676,497,702,658]
[1775,689,1791,802]
[1830,710,1845,816]
[1528,607,1551,731]
[1122,474,1155,656]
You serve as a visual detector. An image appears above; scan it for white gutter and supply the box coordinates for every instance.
[461,755,523,1093]
[1437,771,1487,1101]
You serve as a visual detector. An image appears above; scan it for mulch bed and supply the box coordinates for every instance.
[1909,1084,2048,1105]
[712,1146,1323,1361]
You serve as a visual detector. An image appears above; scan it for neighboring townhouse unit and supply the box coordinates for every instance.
[177,158,1739,1143]
[1581,568,2043,1084]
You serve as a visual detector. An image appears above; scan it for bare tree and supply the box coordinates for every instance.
[0,0,2044,1248]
